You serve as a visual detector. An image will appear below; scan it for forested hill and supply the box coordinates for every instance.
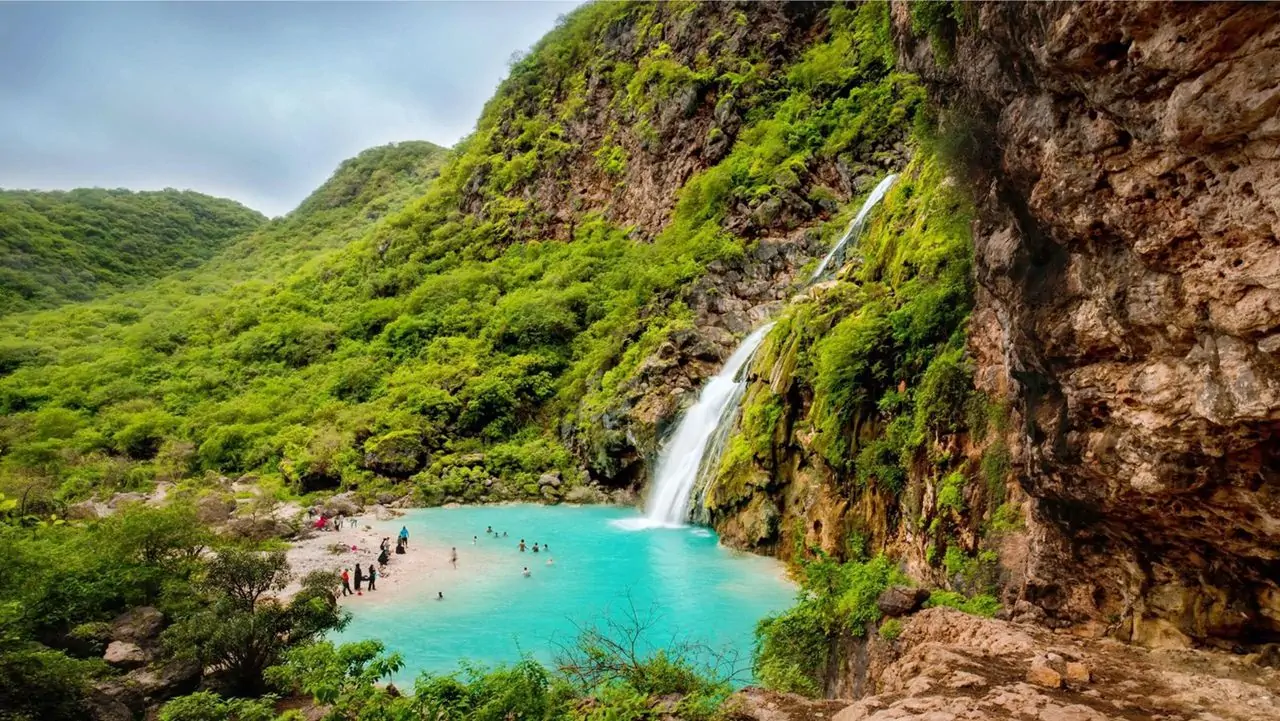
[0,2,914,511]
[0,188,266,314]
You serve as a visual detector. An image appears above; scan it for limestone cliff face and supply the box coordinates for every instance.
[894,1,1280,646]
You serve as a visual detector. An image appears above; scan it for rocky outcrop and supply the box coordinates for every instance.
[826,608,1279,721]
[889,1,1280,647]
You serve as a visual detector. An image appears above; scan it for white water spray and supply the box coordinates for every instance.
[617,323,774,529]
[809,173,898,282]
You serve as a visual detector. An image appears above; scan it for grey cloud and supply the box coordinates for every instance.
[0,1,580,216]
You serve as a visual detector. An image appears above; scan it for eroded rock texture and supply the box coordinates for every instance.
[833,608,1280,721]
[895,1,1280,645]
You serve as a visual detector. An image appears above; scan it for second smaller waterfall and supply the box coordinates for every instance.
[809,173,898,282]
[619,323,775,529]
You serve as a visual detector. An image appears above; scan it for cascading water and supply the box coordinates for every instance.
[619,173,897,531]
[808,173,898,282]
[618,323,775,529]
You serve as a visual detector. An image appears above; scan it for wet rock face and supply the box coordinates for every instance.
[896,2,1280,643]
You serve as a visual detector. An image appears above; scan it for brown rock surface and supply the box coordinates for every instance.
[895,0,1280,644]
[827,608,1280,721]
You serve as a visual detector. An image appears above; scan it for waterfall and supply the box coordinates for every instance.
[808,173,898,282]
[617,173,897,531]
[617,323,775,529]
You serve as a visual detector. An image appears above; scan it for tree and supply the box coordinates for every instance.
[165,549,348,694]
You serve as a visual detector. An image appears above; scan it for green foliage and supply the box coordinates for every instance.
[924,590,1000,618]
[159,691,278,721]
[980,440,1012,504]
[754,555,906,697]
[164,548,349,694]
[909,1,964,66]
[803,150,974,490]
[986,502,1024,534]
[877,617,903,641]
[0,188,265,315]
[936,471,965,513]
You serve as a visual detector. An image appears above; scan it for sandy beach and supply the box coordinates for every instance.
[283,516,506,606]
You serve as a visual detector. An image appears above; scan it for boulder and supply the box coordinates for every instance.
[124,657,201,702]
[196,494,235,524]
[538,471,562,488]
[107,492,147,509]
[877,586,930,617]
[103,641,147,669]
[86,684,139,721]
[111,606,164,643]
[323,492,361,517]
[1065,661,1092,684]
[66,501,101,520]
[1027,656,1064,689]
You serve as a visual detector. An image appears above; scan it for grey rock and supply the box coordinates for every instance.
[877,586,930,617]
[103,641,147,669]
[111,606,164,643]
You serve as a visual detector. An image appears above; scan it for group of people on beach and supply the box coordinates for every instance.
[337,522,556,599]
[308,507,358,532]
[339,525,410,597]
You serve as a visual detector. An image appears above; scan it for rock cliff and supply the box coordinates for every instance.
[691,0,1280,657]
[894,1,1280,647]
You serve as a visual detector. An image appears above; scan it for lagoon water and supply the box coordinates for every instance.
[332,504,795,685]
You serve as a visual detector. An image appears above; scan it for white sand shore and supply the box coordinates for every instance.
[283,520,504,606]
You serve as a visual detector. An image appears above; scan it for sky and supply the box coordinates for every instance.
[0,1,580,217]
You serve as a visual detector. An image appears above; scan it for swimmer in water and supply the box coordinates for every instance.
[546,557,554,565]
[472,535,477,545]
[522,567,531,577]
[450,547,458,568]
[486,526,493,534]
[519,539,526,552]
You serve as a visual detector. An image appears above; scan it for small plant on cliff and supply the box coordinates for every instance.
[878,617,903,641]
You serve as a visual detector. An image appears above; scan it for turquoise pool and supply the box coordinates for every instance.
[330,504,795,685]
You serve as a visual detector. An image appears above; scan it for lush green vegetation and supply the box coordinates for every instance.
[0,0,1016,715]
[1,188,265,314]
[0,499,348,720]
[0,2,920,514]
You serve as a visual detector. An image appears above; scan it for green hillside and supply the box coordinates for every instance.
[0,188,266,314]
[0,3,915,512]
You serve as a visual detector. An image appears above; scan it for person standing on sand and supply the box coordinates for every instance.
[378,548,390,568]
[367,564,377,591]
[341,568,352,597]
[354,564,364,591]
[399,526,409,548]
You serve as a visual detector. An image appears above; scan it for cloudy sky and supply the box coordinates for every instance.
[0,1,579,216]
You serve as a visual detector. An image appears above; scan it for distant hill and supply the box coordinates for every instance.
[0,187,266,314]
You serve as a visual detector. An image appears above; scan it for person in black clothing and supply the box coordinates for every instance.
[354,564,364,591]
[367,564,377,591]
[396,538,406,555]
[378,548,390,568]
